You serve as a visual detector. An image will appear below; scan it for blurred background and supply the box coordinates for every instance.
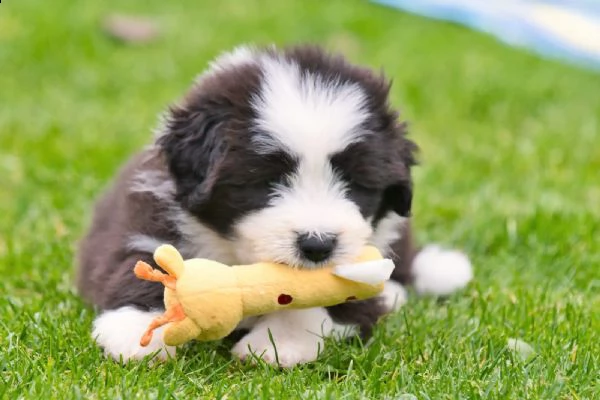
[2,0,598,266]
[0,0,598,397]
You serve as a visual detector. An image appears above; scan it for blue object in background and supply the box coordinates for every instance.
[373,0,600,71]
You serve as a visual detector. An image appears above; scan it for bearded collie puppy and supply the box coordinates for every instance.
[76,44,472,367]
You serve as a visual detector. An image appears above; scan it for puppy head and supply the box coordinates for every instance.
[158,45,417,267]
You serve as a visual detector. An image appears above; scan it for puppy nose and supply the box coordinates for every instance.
[296,233,337,263]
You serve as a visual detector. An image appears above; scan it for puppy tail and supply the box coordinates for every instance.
[409,245,473,296]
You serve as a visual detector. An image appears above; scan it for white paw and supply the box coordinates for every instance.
[232,328,321,367]
[231,308,336,368]
[412,245,473,296]
[380,280,408,312]
[92,306,176,362]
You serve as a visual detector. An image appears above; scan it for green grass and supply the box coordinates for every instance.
[1,0,599,398]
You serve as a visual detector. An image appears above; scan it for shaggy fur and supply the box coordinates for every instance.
[76,44,472,367]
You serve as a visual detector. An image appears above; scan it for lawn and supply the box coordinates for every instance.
[1,0,599,398]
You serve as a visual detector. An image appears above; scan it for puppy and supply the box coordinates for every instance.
[76,44,472,367]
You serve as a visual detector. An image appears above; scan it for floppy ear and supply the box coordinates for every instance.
[383,181,413,217]
[379,121,417,219]
[157,102,228,213]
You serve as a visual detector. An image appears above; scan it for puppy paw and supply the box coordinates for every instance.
[92,306,176,363]
[231,308,332,368]
[231,327,322,368]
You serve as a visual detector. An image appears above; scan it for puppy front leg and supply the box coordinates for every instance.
[88,252,177,363]
[231,307,357,368]
[92,306,176,362]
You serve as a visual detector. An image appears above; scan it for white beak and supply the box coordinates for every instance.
[332,259,395,284]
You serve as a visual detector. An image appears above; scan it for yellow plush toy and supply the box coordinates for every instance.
[134,244,394,347]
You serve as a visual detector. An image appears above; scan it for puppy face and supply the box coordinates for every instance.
[158,45,417,267]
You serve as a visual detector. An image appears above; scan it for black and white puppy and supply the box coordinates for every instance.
[76,44,473,367]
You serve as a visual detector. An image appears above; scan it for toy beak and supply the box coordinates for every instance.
[332,259,395,284]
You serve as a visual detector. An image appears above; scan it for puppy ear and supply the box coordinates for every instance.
[157,103,228,212]
[385,121,417,218]
[383,181,413,217]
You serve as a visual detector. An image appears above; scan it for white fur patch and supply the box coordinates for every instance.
[231,307,356,368]
[92,307,175,362]
[412,245,473,296]
[251,54,369,158]
[126,234,165,254]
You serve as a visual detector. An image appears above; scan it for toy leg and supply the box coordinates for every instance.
[133,261,177,290]
[140,303,186,346]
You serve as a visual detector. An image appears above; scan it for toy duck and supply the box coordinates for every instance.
[134,244,394,347]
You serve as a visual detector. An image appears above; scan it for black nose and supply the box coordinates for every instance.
[296,233,337,263]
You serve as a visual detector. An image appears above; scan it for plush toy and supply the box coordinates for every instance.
[134,244,394,347]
